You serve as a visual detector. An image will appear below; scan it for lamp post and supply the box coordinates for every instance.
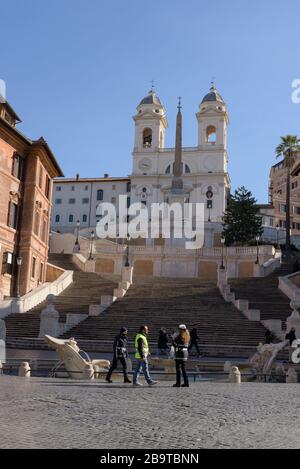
[125,233,130,267]
[75,220,81,252]
[208,207,211,223]
[276,224,280,249]
[16,256,22,299]
[88,230,95,260]
[255,235,260,264]
[220,236,225,270]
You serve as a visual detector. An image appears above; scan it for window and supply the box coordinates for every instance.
[69,214,74,223]
[2,252,15,276]
[8,202,18,230]
[69,198,76,204]
[85,185,89,191]
[143,128,152,148]
[127,197,131,209]
[97,189,103,201]
[294,207,300,215]
[82,214,87,223]
[207,200,213,209]
[39,165,44,189]
[82,198,89,204]
[112,184,116,190]
[34,211,40,237]
[206,125,217,143]
[55,198,62,205]
[292,181,298,190]
[55,214,60,223]
[165,163,191,175]
[12,154,24,180]
[39,263,44,283]
[71,186,75,191]
[41,220,47,243]
[45,176,51,199]
[56,186,61,192]
[31,257,36,279]
[126,182,131,193]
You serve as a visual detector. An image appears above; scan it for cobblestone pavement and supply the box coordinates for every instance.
[0,376,300,449]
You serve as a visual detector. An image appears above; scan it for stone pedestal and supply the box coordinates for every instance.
[19,362,31,378]
[39,295,60,338]
[229,366,241,384]
[122,266,133,285]
[286,368,298,383]
[217,268,227,289]
[85,260,96,273]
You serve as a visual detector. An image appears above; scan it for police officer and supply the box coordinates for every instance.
[133,325,157,387]
[173,324,190,388]
[106,327,131,383]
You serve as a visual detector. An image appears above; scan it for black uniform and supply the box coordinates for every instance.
[106,332,130,382]
[173,334,189,387]
[188,328,200,354]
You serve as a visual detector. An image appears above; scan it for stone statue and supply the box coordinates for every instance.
[39,295,60,338]
[0,319,6,341]
[249,340,288,380]
[45,335,110,380]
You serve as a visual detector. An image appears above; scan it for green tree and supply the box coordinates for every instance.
[222,186,263,246]
[275,135,300,252]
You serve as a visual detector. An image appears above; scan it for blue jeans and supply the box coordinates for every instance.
[133,358,152,384]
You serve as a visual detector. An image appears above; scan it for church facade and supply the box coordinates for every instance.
[52,84,230,248]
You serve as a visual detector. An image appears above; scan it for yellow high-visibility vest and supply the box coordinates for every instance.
[135,333,149,359]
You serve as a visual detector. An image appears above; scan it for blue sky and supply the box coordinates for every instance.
[1,0,300,202]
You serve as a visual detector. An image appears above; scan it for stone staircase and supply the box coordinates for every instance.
[229,263,294,330]
[4,254,118,340]
[60,277,268,357]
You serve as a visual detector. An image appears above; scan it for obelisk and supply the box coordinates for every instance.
[171,97,184,192]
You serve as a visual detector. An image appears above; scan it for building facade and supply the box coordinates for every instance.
[51,176,131,234]
[0,97,63,298]
[269,158,300,234]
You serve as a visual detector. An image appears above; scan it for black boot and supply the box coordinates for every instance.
[105,376,113,383]
[124,377,132,383]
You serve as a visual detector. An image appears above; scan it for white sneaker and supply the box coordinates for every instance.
[133,382,143,387]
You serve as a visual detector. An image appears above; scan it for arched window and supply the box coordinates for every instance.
[143,128,152,148]
[69,214,74,223]
[55,214,60,223]
[206,125,217,143]
[97,189,103,201]
[165,163,191,174]
[185,164,191,174]
[82,214,87,223]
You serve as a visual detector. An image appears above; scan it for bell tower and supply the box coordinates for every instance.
[196,83,229,149]
[133,89,168,153]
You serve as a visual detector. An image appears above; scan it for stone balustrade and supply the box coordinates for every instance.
[0,269,73,319]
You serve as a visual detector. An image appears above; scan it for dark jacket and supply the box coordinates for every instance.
[286,330,297,346]
[190,328,199,342]
[173,334,189,361]
[113,334,128,359]
[158,330,169,349]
